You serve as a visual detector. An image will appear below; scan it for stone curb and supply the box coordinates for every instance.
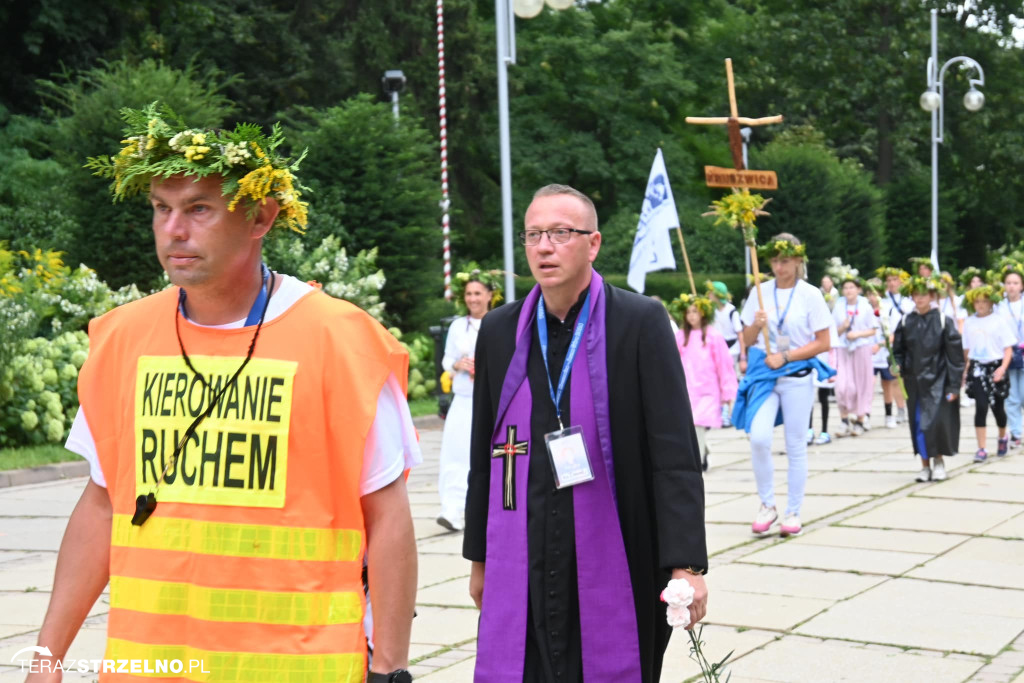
[0,460,90,489]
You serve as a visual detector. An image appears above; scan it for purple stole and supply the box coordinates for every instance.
[475,271,642,683]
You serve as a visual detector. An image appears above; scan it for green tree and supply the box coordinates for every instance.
[289,95,440,329]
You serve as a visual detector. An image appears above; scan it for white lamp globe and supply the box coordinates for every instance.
[919,90,941,112]
[546,0,575,9]
[513,0,544,18]
[963,88,985,112]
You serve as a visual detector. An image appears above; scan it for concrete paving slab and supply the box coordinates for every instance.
[841,496,1024,535]
[413,517,459,542]
[0,553,56,591]
[840,452,972,475]
[707,588,833,631]
[705,494,867,525]
[796,578,1024,655]
[660,625,778,683]
[803,470,914,496]
[908,537,1024,590]
[983,457,1024,475]
[410,606,479,647]
[725,636,983,682]
[706,523,760,556]
[416,578,475,609]
[704,492,747,507]
[987,511,1024,540]
[706,564,884,601]
[417,533,466,555]
[418,552,471,588]
[0,517,70,552]
[917,472,1024,504]
[0,480,86,517]
[736,540,932,575]
[702,469,788,495]
[789,525,970,554]
[418,655,476,681]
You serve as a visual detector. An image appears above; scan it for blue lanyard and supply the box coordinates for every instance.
[537,293,591,429]
[179,263,271,326]
[888,292,904,318]
[773,284,797,334]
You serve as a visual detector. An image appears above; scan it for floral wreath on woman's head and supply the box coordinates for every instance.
[85,102,310,233]
[900,274,944,297]
[756,239,806,261]
[875,266,910,282]
[908,256,935,274]
[964,284,1004,314]
[958,266,986,292]
[451,264,504,315]
[668,292,715,325]
[990,258,1024,286]
[863,277,883,297]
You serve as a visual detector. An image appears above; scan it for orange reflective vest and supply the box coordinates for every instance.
[77,285,408,682]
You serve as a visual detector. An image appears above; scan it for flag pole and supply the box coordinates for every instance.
[675,227,697,295]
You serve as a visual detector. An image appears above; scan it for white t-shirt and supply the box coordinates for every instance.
[939,294,968,321]
[881,291,913,332]
[442,316,482,397]
[963,313,1017,363]
[741,279,832,352]
[997,298,1024,345]
[712,302,742,346]
[66,275,422,495]
[831,295,878,350]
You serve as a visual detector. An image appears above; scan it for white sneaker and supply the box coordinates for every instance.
[861,417,871,431]
[779,514,802,537]
[885,415,897,429]
[897,407,907,424]
[751,504,778,535]
[806,428,815,445]
[851,422,865,436]
[834,421,851,437]
[932,461,947,481]
[915,465,932,482]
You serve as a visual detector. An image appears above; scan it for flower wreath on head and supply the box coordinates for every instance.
[451,265,504,315]
[875,266,910,283]
[958,266,985,292]
[756,240,806,262]
[990,259,1024,285]
[668,292,715,325]
[85,102,310,233]
[964,284,1004,314]
[908,256,935,274]
[900,274,944,297]
[863,277,883,297]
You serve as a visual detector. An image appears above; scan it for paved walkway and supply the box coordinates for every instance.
[1,392,1023,682]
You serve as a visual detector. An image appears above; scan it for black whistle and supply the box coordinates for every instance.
[131,493,157,526]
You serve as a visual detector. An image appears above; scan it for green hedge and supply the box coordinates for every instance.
[514,271,747,303]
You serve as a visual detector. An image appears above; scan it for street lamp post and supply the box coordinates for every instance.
[919,8,985,270]
[495,0,574,302]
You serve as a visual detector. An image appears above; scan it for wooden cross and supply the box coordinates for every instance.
[685,58,783,173]
[492,425,528,511]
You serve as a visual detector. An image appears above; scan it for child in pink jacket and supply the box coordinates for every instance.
[672,293,739,471]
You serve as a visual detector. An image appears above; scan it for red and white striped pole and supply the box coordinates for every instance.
[437,0,452,301]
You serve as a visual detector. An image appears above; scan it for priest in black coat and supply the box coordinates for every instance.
[463,184,708,683]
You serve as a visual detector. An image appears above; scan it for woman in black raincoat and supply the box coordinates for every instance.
[893,274,965,483]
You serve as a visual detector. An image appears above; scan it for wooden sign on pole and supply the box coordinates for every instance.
[704,166,778,190]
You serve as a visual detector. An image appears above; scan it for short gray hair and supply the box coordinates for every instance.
[532,184,598,231]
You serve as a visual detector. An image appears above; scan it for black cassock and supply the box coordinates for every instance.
[464,283,708,683]
[893,308,964,458]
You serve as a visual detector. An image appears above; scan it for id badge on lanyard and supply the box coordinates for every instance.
[537,294,595,490]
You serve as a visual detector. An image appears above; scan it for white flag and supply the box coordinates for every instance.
[627,148,679,293]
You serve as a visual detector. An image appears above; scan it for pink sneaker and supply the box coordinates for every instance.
[780,515,802,537]
[751,504,778,535]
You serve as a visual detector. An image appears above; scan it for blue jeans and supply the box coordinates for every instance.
[1006,368,1024,439]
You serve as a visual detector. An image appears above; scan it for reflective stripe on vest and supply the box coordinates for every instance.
[78,287,410,681]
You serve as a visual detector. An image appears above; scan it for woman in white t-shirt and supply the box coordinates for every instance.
[437,270,499,531]
[740,234,832,538]
[962,286,1015,461]
[832,277,879,436]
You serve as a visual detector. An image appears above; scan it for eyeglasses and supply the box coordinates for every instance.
[519,228,593,246]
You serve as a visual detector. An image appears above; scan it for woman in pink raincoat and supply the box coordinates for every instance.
[671,293,739,471]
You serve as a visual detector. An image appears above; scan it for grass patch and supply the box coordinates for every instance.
[408,396,440,418]
[0,444,80,471]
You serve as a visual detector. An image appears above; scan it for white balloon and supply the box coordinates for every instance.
[513,0,544,19]
[546,0,574,9]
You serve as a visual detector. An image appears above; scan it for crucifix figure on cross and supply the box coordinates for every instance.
[492,425,528,511]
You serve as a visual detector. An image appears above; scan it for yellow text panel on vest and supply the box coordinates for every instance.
[134,356,298,508]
